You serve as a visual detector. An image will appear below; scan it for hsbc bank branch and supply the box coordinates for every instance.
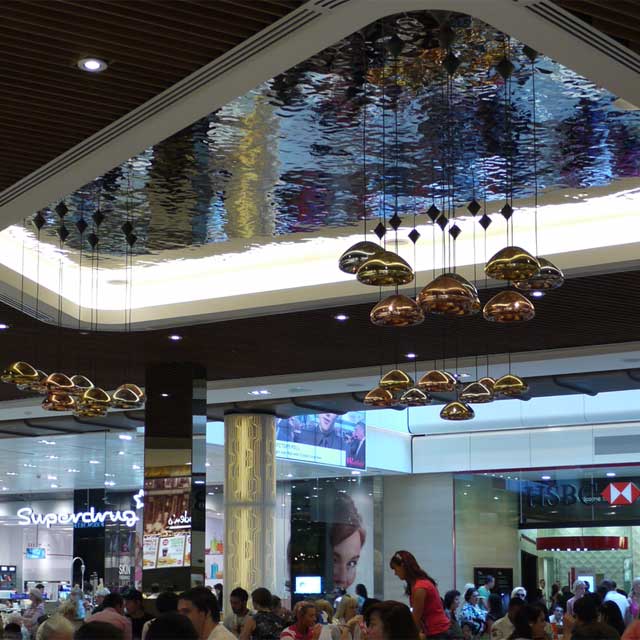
[444,467,640,600]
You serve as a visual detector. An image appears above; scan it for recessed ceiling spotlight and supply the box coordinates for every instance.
[104,481,115,487]
[248,389,271,396]
[50,483,59,489]
[5,472,16,477]
[351,470,361,476]
[194,480,205,485]
[48,455,59,460]
[118,434,132,441]
[38,439,56,445]
[161,393,169,398]
[541,475,551,480]
[405,353,417,359]
[89,460,100,465]
[67,469,80,473]
[286,473,293,478]
[0,323,9,330]
[606,472,616,477]
[132,465,141,470]
[118,451,125,456]
[47,475,57,481]
[531,291,545,298]
[168,334,182,341]
[77,57,108,73]
[334,314,349,321]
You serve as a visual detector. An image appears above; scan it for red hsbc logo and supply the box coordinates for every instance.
[601,482,640,505]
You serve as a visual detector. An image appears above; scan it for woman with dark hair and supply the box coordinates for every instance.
[364,601,420,640]
[331,494,366,591]
[443,591,463,639]
[508,604,546,640]
[601,601,626,637]
[459,589,486,637]
[389,551,450,639]
[486,593,505,636]
[145,613,198,640]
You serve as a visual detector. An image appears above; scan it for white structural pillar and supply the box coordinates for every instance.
[224,414,277,594]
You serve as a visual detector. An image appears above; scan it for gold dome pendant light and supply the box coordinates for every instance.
[76,387,111,417]
[42,391,76,412]
[514,257,564,292]
[1,361,39,386]
[45,372,75,393]
[112,383,145,409]
[494,373,528,397]
[418,369,456,393]
[485,246,540,281]
[460,380,494,404]
[478,376,496,393]
[70,374,94,397]
[363,386,394,407]
[399,386,431,407]
[339,241,382,275]
[418,273,480,317]
[440,400,474,420]
[28,370,49,395]
[370,293,424,327]
[379,369,413,393]
[483,290,535,323]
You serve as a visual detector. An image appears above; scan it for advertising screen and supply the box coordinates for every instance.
[143,476,192,570]
[295,576,322,594]
[25,548,46,560]
[276,411,366,469]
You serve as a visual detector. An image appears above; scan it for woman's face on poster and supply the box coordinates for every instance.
[333,530,362,589]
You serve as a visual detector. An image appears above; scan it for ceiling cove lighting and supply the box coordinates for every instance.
[77,57,108,73]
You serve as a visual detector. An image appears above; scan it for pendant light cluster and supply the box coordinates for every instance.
[339,29,565,419]
[3,192,145,416]
[1,363,145,416]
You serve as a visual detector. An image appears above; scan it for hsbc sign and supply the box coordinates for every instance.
[521,477,640,525]
[601,482,640,505]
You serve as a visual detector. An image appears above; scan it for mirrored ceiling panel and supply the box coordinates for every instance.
[24,12,640,257]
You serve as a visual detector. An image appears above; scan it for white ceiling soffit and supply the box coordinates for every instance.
[1,0,639,229]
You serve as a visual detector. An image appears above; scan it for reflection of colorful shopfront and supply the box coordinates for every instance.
[454,467,640,599]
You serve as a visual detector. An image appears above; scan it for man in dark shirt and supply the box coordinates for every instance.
[124,589,153,640]
[300,414,343,450]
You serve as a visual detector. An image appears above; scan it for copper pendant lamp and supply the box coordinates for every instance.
[1,361,39,386]
[418,273,480,317]
[398,387,431,407]
[417,370,456,393]
[370,294,424,327]
[356,250,414,287]
[485,246,540,281]
[339,241,382,275]
[379,369,413,392]
[70,374,94,397]
[513,257,564,292]
[76,387,111,417]
[45,372,75,392]
[42,391,76,412]
[483,290,535,323]
[459,380,494,403]
[440,400,474,420]
[363,386,394,407]
[494,373,528,397]
[478,376,496,393]
[111,383,145,409]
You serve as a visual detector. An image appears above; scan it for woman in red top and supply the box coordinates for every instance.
[389,551,451,639]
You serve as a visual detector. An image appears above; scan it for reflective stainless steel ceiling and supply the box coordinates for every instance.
[26,12,640,256]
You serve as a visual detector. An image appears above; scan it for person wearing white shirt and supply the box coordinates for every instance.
[601,579,629,620]
[179,586,236,640]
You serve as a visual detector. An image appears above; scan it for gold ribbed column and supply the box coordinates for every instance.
[224,414,276,594]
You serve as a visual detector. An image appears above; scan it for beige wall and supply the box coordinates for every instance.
[383,474,455,599]
[454,475,521,590]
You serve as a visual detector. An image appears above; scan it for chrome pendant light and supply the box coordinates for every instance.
[340,241,382,275]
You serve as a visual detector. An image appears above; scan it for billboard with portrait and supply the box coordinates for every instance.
[276,411,366,470]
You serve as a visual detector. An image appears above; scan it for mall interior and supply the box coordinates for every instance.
[1,0,640,638]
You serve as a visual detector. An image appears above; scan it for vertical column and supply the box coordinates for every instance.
[143,363,207,592]
[224,414,276,593]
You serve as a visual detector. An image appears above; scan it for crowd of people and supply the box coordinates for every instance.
[8,557,640,640]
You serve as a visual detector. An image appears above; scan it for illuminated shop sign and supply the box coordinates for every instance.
[17,506,139,529]
[167,511,191,530]
[520,477,640,527]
